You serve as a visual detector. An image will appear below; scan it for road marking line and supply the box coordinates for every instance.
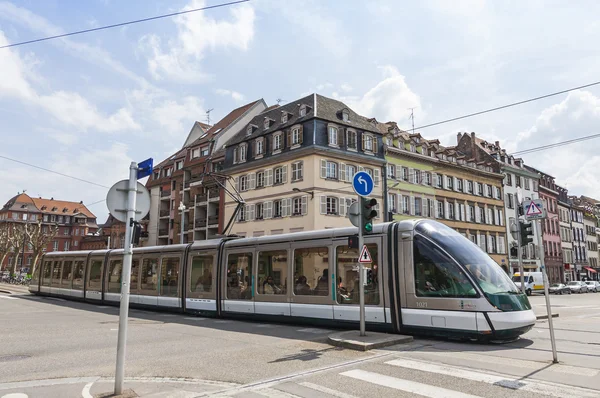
[0,295,17,300]
[298,382,358,398]
[297,328,331,333]
[81,381,94,398]
[386,358,600,398]
[0,377,99,390]
[340,369,481,398]
[96,306,109,309]
[255,324,276,328]
[184,317,207,321]
[215,320,232,323]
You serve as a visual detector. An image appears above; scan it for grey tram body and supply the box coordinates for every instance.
[29,219,536,341]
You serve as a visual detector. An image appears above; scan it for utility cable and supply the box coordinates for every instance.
[408,81,600,131]
[0,0,250,49]
[512,133,600,156]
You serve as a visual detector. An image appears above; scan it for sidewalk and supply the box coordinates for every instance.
[0,282,31,295]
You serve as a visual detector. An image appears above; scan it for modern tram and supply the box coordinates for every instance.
[29,219,536,341]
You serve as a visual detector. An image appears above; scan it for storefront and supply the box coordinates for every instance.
[582,266,598,281]
[564,264,575,282]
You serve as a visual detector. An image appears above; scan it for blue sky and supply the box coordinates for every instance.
[1,0,600,223]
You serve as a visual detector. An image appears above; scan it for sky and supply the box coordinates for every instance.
[1,0,600,224]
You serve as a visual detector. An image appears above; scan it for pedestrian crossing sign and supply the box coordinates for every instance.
[359,245,372,263]
[523,199,546,220]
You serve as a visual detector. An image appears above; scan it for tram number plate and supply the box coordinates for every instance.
[416,302,428,308]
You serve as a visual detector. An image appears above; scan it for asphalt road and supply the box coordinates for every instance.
[1,284,600,398]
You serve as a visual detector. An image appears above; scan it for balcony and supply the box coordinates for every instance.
[196,194,207,203]
[184,181,191,189]
[159,209,170,218]
[195,218,207,228]
[160,190,171,198]
[208,188,220,201]
[208,215,219,226]
[158,229,169,237]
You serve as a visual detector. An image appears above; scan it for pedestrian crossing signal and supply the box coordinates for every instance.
[361,197,377,235]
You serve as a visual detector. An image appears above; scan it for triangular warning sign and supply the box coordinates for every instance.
[526,202,543,216]
[359,245,372,263]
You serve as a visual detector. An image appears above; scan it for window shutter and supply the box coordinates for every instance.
[287,130,292,147]
[429,199,434,218]
[283,198,291,217]
[282,165,287,184]
[393,194,398,212]
[234,176,239,192]
[340,197,347,216]
[433,199,438,218]
[264,201,273,219]
[442,175,447,189]
[266,169,273,186]
[475,207,481,223]
[461,204,466,221]
[320,196,327,215]
[298,126,304,144]
[487,208,493,225]
[487,235,493,253]
[337,128,344,147]
[340,163,347,182]
[422,200,428,217]
[248,204,255,221]
[249,173,256,190]
[320,159,327,179]
[362,134,366,151]
[301,195,308,215]
[453,177,458,191]
[408,168,414,183]
[409,195,414,215]
[455,202,459,220]
[396,165,402,179]
[374,168,380,186]
[432,172,437,187]
[499,238,505,254]
[373,137,378,154]
[499,210,504,226]
[397,194,402,213]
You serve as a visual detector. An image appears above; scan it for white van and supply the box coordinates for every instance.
[512,272,544,296]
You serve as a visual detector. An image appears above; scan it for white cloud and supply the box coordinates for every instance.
[333,65,423,123]
[515,90,600,199]
[316,83,333,91]
[215,88,244,102]
[140,0,255,83]
[340,83,353,92]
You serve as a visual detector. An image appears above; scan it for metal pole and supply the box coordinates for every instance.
[114,162,138,395]
[537,219,558,363]
[180,208,185,244]
[515,201,526,294]
[358,194,366,336]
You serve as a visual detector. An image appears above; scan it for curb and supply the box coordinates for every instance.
[0,289,12,294]
[536,314,559,320]
[327,331,413,351]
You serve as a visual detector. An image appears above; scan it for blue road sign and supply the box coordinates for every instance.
[352,171,374,197]
[137,158,153,180]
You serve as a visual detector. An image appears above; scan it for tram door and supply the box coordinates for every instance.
[333,236,386,323]
[222,248,255,314]
[254,244,291,316]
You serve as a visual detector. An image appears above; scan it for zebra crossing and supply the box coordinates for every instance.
[219,355,600,398]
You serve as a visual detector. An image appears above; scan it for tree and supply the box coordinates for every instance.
[26,221,58,277]
[8,223,26,274]
[0,224,11,271]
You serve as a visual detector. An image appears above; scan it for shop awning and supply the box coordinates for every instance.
[584,266,597,273]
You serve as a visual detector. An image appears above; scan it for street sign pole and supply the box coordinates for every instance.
[114,162,138,395]
[515,195,526,295]
[357,194,366,337]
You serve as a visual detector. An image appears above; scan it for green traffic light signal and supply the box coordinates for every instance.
[361,197,378,235]
[519,220,533,247]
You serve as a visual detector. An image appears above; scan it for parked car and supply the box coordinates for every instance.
[584,281,600,293]
[567,281,589,293]
[549,283,571,295]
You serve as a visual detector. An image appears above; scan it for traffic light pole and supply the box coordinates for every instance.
[536,219,558,363]
[357,194,366,337]
[515,205,526,295]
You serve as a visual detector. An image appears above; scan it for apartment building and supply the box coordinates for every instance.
[557,186,574,281]
[0,193,98,270]
[146,100,268,245]
[526,166,562,283]
[584,214,598,279]
[223,94,385,237]
[457,133,540,274]
[569,201,587,279]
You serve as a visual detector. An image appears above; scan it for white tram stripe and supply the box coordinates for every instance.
[296,328,331,334]
[0,295,17,300]
[184,317,207,321]
[340,369,482,398]
[386,358,600,397]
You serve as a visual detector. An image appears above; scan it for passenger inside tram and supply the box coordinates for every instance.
[294,275,311,295]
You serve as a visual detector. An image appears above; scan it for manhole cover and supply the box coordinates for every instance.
[0,355,30,362]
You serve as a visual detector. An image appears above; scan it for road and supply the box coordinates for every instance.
[1,284,600,397]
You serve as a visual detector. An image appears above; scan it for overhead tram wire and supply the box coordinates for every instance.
[512,133,600,156]
[406,81,600,132]
[0,0,250,49]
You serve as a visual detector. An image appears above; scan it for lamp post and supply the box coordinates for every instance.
[178,202,186,244]
[292,187,314,199]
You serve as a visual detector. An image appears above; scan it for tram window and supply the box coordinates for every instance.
[140,257,158,296]
[160,257,179,297]
[42,261,52,286]
[257,250,287,295]
[72,260,85,290]
[226,253,253,300]
[108,259,123,293]
[61,261,73,288]
[190,254,214,294]
[51,261,62,287]
[414,235,477,298]
[336,244,379,305]
[87,259,103,290]
[292,247,329,296]
[130,258,140,293]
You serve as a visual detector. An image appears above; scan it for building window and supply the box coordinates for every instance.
[425,172,432,186]
[506,173,512,186]
[402,167,409,182]
[426,198,433,217]
[176,161,183,170]
[256,203,264,220]
[363,134,374,152]
[487,185,492,198]
[274,200,283,218]
[292,128,302,145]
[238,144,247,162]
[274,166,285,185]
[240,175,248,191]
[291,161,303,181]
[480,208,486,224]
[457,179,463,192]
[387,164,395,179]
[436,174,443,188]
[489,236,497,254]
[524,178,530,190]
[402,196,410,214]
[326,197,338,215]
[282,113,288,123]
[346,164,356,179]
[448,203,455,219]
[507,193,514,209]
[437,201,444,218]
[533,180,539,191]
[446,176,453,190]
[347,130,357,149]
[299,105,307,117]
[326,161,338,179]
[255,138,264,156]
[201,147,209,156]
[246,125,253,136]
[468,205,475,222]
[238,206,246,221]
[516,176,522,187]
[292,197,305,215]
[495,187,501,200]
[477,183,483,196]
[414,197,422,216]
[328,126,338,146]
[256,171,265,188]
[64,241,70,251]
[273,133,282,151]
[342,110,349,122]
[53,241,58,251]
[467,181,473,194]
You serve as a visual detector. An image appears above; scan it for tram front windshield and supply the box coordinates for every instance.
[414,220,519,296]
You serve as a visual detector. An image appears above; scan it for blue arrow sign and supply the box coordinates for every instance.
[137,158,153,180]
[352,171,374,197]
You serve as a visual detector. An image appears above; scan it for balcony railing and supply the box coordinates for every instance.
[196,194,207,203]
[208,215,219,225]
[161,190,171,197]
[159,209,170,217]
[208,188,220,198]
[195,218,207,228]
[158,229,169,236]
[184,181,191,188]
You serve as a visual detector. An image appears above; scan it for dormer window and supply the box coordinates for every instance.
[246,125,256,136]
[342,110,349,122]
[52,207,58,212]
[386,136,392,146]
[63,207,68,213]
[299,104,310,117]
[264,118,274,130]
[281,112,288,124]
[430,150,435,157]
[239,143,247,162]
[328,126,339,146]
[363,134,375,152]
[409,144,415,152]
[255,138,264,157]
[414,137,420,143]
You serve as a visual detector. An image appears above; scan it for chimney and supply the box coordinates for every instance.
[50,197,54,200]
[471,132,475,138]
[495,141,500,147]
[80,201,83,204]
[457,132,462,141]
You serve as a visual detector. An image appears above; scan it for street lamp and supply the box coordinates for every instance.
[292,187,314,199]
[178,202,186,244]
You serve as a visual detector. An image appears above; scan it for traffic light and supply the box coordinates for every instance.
[361,197,378,234]
[517,204,524,217]
[510,246,518,258]
[519,221,533,247]
[131,221,142,246]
